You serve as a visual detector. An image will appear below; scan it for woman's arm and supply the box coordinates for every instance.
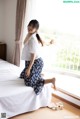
[26,53,36,77]
[28,53,36,70]
[43,39,54,46]
[23,35,27,44]
[24,34,31,44]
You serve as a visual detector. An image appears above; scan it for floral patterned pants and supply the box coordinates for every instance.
[20,58,44,95]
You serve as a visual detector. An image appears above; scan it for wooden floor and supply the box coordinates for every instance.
[11,97,80,119]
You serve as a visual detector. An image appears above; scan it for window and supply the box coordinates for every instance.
[40,31,80,77]
[23,0,80,77]
[21,0,80,98]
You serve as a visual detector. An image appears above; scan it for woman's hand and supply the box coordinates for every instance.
[25,68,31,77]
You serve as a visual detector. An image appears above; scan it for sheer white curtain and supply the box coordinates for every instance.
[22,0,36,40]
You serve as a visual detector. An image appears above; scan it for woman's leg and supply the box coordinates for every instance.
[44,78,56,89]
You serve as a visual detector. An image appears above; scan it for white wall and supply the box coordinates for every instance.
[0,0,4,41]
[0,0,17,63]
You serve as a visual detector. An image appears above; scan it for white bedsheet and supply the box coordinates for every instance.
[0,59,52,118]
[0,59,21,81]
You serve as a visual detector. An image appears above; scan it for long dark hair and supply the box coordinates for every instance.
[28,20,43,46]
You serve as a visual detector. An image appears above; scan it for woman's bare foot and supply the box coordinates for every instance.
[41,73,44,77]
[52,78,56,90]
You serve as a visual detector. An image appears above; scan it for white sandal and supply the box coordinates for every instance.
[48,102,64,110]
[56,102,64,110]
[47,102,58,110]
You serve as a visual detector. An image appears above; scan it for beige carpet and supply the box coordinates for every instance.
[11,97,80,119]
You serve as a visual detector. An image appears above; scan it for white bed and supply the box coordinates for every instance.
[0,59,52,118]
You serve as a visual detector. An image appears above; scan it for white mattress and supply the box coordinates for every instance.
[0,59,52,118]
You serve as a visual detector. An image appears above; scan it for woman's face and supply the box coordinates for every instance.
[28,25,37,34]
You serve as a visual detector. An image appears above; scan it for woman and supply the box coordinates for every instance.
[20,19,56,95]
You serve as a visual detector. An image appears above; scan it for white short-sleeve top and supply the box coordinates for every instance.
[21,34,41,61]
